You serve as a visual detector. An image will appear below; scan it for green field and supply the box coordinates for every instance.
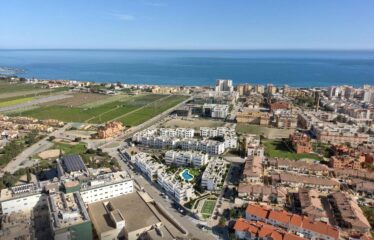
[263,139,322,160]
[17,94,188,126]
[0,82,45,94]
[0,96,35,107]
[201,199,216,218]
[118,95,188,126]
[54,142,86,155]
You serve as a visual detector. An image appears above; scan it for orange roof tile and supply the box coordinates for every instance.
[246,204,270,219]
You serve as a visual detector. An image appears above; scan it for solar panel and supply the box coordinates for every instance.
[62,154,86,172]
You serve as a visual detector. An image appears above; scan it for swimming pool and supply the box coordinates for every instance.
[180,169,194,181]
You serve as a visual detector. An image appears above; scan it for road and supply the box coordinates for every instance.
[105,147,216,240]
[0,123,71,176]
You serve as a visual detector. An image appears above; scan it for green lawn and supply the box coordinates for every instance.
[201,199,216,218]
[0,96,35,107]
[263,139,322,160]
[53,142,86,155]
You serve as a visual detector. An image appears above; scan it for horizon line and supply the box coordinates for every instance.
[1,48,374,51]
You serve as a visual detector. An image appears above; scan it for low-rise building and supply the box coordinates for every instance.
[97,121,124,139]
[328,192,371,234]
[297,188,327,222]
[271,173,339,191]
[268,158,330,176]
[202,103,229,119]
[330,155,366,170]
[245,204,339,240]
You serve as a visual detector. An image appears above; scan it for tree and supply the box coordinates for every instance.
[26,169,31,183]
[219,217,226,227]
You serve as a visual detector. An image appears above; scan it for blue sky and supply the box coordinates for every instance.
[1,0,374,49]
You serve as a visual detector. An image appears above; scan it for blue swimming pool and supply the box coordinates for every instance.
[180,169,194,181]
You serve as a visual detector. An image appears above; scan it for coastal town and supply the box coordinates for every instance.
[0,76,373,240]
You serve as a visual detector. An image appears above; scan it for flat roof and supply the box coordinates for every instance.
[62,154,86,172]
[88,192,161,235]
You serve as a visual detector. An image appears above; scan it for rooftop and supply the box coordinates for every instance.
[88,191,161,234]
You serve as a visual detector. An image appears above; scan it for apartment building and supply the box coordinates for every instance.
[164,150,208,167]
[289,132,313,154]
[236,110,270,125]
[79,171,133,204]
[157,171,193,203]
[215,79,233,92]
[201,158,227,191]
[203,103,229,119]
[133,152,164,180]
[159,128,195,138]
[330,155,366,170]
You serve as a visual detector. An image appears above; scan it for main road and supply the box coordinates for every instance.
[108,150,216,240]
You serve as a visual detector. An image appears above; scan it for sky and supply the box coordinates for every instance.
[1,0,374,49]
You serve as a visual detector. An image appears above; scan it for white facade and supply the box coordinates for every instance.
[164,150,208,167]
[133,152,164,179]
[201,158,227,191]
[215,79,234,92]
[157,171,193,203]
[79,171,133,204]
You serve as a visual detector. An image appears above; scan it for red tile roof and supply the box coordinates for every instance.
[268,210,292,225]
[245,204,270,219]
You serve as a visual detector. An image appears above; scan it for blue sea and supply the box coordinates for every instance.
[0,50,374,87]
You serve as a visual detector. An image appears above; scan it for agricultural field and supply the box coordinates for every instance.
[0,96,35,108]
[17,94,187,126]
[41,93,110,107]
[118,95,189,126]
[0,82,45,94]
[263,139,323,161]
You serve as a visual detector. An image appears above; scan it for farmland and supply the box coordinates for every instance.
[17,94,188,126]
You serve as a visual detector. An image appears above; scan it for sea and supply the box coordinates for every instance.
[0,49,374,87]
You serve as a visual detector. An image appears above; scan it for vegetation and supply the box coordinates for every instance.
[263,139,322,160]
[361,206,374,237]
[0,131,42,167]
[0,96,35,108]
[294,96,315,108]
[17,94,185,126]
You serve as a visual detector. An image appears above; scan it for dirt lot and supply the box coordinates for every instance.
[38,149,61,159]
[161,117,225,129]
[236,123,294,139]
[41,93,110,107]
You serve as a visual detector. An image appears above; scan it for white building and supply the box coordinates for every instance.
[203,104,229,119]
[201,158,227,191]
[133,152,164,180]
[164,150,209,167]
[157,171,193,203]
[80,171,133,204]
[0,183,44,215]
[215,79,234,92]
